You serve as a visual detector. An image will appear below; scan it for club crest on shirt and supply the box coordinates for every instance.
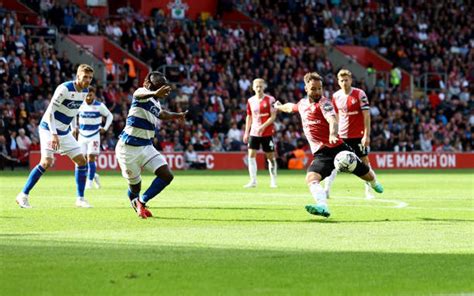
[351,98,357,104]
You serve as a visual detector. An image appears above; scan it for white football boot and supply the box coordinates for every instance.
[16,192,32,208]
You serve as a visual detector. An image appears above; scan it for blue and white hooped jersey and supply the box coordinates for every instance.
[119,87,161,146]
[40,81,88,135]
[78,101,113,138]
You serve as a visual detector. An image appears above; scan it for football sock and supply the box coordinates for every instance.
[309,181,327,205]
[88,161,96,181]
[128,188,140,202]
[22,164,46,194]
[268,158,277,182]
[75,165,88,199]
[140,177,169,204]
[324,169,337,192]
[368,169,377,186]
[248,157,257,182]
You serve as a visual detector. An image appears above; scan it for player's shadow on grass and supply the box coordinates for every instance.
[418,217,474,223]
[152,216,408,223]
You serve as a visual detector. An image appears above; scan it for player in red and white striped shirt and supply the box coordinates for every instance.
[324,69,379,199]
[275,72,383,218]
[243,78,277,188]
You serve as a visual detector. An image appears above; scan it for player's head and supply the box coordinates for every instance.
[76,64,94,89]
[85,85,96,105]
[144,71,168,91]
[304,72,323,101]
[337,69,352,90]
[252,78,266,96]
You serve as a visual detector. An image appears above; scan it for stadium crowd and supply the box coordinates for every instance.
[0,1,472,170]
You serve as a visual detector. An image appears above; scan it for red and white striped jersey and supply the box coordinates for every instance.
[246,94,276,137]
[292,96,343,154]
[332,87,370,139]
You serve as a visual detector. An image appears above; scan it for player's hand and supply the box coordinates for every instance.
[174,110,188,121]
[100,127,106,134]
[329,134,338,144]
[51,134,60,150]
[362,135,370,147]
[274,101,282,109]
[257,126,265,136]
[243,133,249,144]
[154,85,172,98]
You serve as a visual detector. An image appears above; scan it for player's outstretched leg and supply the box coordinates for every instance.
[136,165,173,219]
[352,159,383,195]
[305,172,331,218]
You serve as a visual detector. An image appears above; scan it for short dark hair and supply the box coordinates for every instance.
[144,71,168,90]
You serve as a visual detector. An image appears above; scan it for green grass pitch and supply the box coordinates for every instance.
[1,169,473,295]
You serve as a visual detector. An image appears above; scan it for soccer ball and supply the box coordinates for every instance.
[334,151,358,173]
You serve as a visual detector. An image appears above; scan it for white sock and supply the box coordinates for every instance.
[324,169,337,192]
[309,181,327,205]
[248,157,257,183]
[267,158,277,183]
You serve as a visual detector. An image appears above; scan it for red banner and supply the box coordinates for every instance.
[29,151,474,171]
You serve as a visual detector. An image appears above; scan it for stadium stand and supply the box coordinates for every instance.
[0,1,472,169]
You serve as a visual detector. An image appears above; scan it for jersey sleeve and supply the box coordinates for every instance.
[269,96,276,113]
[50,85,68,108]
[133,87,152,101]
[320,99,337,121]
[246,100,252,116]
[291,102,299,113]
[359,90,370,110]
[331,94,339,113]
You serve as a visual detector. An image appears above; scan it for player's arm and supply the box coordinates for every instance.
[327,115,339,144]
[71,114,79,139]
[274,101,296,113]
[101,104,114,133]
[243,114,251,144]
[360,93,371,147]
[159,109,188,121]
[133,85,172,100]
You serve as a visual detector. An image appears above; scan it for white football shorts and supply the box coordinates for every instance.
[79,134,101,155]
[115,141,168,185]
[39,128,82,159]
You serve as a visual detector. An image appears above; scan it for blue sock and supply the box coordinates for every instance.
[88,161,96,181]
[128,188,139,202]
[22,164,46,194]
[75,165,88,198]
[140,177,169,204]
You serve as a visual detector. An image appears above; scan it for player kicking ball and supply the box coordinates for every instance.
[76,86,113,189]
[115,71,187,219]
[324,69,379,199]
[16,64,95,208]
[274,72,383,218]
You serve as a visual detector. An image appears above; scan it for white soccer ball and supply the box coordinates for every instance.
[334,151,358,173]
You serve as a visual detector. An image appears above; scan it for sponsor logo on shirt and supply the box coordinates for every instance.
[149,106,161,117]
[67,101,83,109]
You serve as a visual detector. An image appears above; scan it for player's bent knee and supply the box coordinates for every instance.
[88,155,97,162]
[128,176,142,185]
[40,157,53,170]
[305,172,321,185]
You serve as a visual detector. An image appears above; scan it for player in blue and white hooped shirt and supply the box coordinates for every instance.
[76,86,113,189]
[115,71,187,219]
[16,64,95,208]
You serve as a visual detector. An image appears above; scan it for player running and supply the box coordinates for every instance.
[242,78,277,188]
[115,71,187,219]
[324,69,378,199]
[274,72,383,218]
[16,64,95,208]
[76,86,113,189]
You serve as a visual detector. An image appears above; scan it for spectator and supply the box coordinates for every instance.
[184,144,206,169]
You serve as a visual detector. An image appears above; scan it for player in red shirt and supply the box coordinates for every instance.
[324,69,379,199]
[243,78,277,188]
[274,72,383,218]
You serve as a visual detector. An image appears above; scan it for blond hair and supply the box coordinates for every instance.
[77,64,94,74]
[337,69,352,79]
[303,72,323,84]
[252,78,266,87]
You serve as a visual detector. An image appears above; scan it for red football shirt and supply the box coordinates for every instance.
[332,87,370,139]
[246,94,276,137]
[292,96,343,154]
